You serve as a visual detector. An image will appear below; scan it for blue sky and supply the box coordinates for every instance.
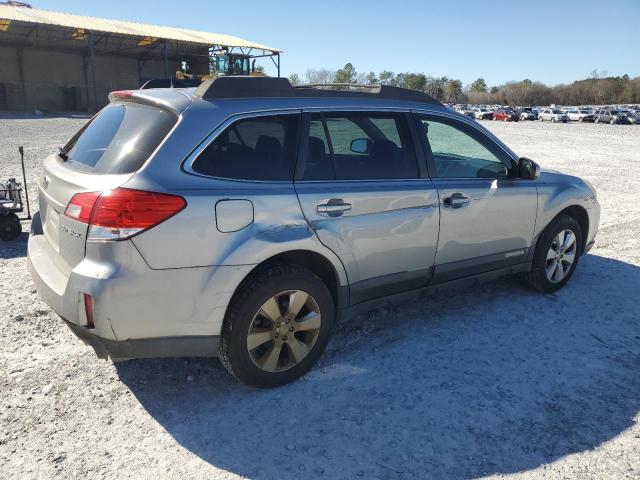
[32,0,639,86]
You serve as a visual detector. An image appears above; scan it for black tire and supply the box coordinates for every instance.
[219,262,335,388]
[526,214,583,293]
[0,213,22,241]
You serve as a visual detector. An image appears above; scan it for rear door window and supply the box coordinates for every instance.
[191,114,300,181]
[302,112,418,181]
[63,103,177,174]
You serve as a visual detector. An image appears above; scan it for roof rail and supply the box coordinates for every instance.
[297,83,380,90]
[194,77,442,105]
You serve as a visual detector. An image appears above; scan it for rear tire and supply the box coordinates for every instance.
[0,213,21,241]
[526,215,582,293]
[219,262,335,388]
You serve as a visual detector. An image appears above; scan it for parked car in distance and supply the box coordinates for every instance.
[566,109,595,122]
[518,107,536,121]
[473,107,494,120]
[455,105,475,117]
[538,108,569,123]
[594,108,630,124]
[627,112,640,124]
[27,77,601,387]
[493,108,520,122]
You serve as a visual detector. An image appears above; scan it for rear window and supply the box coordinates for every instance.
[62,103,177,174]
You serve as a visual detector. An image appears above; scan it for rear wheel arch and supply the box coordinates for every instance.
[229,250,347,313]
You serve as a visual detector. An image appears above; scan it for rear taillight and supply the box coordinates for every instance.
[64,191,101,223]
[64,188,186,241]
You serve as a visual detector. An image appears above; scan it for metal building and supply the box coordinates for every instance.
[0,2,280,112]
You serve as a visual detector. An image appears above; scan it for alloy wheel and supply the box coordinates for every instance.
[246,290,322,372]
[545,229,577,283]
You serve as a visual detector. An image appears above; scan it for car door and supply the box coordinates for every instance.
[294,110,440,304]
[414,112,538,282]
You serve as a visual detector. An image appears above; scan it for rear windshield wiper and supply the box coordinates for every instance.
[57,147,69,162]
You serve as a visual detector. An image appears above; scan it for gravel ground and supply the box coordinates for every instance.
[1,115,639,480]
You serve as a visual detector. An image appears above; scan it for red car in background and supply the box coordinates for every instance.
[493,108,520,122]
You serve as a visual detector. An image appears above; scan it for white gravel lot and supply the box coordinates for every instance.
[1,116,639,480]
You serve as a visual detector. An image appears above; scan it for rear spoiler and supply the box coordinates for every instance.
[108,89,193,114]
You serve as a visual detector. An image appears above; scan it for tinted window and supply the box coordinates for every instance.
[192,114,299,181]
[419,116,513,179]
[63,103,177,174]
[302,112,418,181]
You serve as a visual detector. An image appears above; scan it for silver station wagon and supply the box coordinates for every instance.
[28,77,600,387]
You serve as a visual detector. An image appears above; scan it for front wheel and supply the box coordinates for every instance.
[526,215,582,293]
[219,262,335,388]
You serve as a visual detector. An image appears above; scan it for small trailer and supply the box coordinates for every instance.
[0,146,31,241]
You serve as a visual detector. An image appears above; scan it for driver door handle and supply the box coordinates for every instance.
[443,193,470,209]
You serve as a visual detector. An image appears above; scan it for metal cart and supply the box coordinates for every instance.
[0,146,31,241]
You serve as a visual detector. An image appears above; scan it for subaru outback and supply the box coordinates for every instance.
[28,77,600,387]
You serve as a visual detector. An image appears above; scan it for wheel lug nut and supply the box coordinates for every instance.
[283,335,288,341]
[289,327,294,332]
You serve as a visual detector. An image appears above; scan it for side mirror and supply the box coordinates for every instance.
[350,138,372,154]
[519,157,540,180]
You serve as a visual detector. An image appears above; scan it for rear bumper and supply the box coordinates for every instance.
[63,320,219,360]
[28,212,254,358]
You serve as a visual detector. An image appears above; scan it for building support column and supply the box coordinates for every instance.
[164,41,169,78]
[87,31,98,112]
[16,48,27,110]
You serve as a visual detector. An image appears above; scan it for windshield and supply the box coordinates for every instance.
[552,109,563,114]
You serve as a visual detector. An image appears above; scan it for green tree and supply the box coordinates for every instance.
[289,73,301,85]
[378,70,396,86]
[446,79,463,102]
[335,63,357,84]
[366,71,379,84]
[470,78,488,93]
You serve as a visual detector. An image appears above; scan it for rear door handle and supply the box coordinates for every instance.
[317,199,352,217]
[443,193,470,209]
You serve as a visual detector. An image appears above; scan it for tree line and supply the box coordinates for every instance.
[288,64,640,106]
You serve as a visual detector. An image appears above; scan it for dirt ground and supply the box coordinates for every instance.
[1,116,639,480]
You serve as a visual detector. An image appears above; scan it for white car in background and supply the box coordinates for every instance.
[473,107,494,120]
[539,108,569,123]
[567,109,595,122]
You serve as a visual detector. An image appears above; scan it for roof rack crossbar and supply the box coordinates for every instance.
[195,77,442,106]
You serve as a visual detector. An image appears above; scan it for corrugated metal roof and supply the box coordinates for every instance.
[0,4,281,52]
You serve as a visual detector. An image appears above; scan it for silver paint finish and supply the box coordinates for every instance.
[433,178,538,265]
[27,87,601,355]
[294,179,440,285]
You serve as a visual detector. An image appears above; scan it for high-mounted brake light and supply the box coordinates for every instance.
[64,188,186,241]
[110,90,134,99]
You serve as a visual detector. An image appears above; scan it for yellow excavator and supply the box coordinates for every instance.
[141,52,267,89]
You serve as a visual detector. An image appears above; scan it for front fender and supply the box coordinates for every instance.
[533,171,600,249]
